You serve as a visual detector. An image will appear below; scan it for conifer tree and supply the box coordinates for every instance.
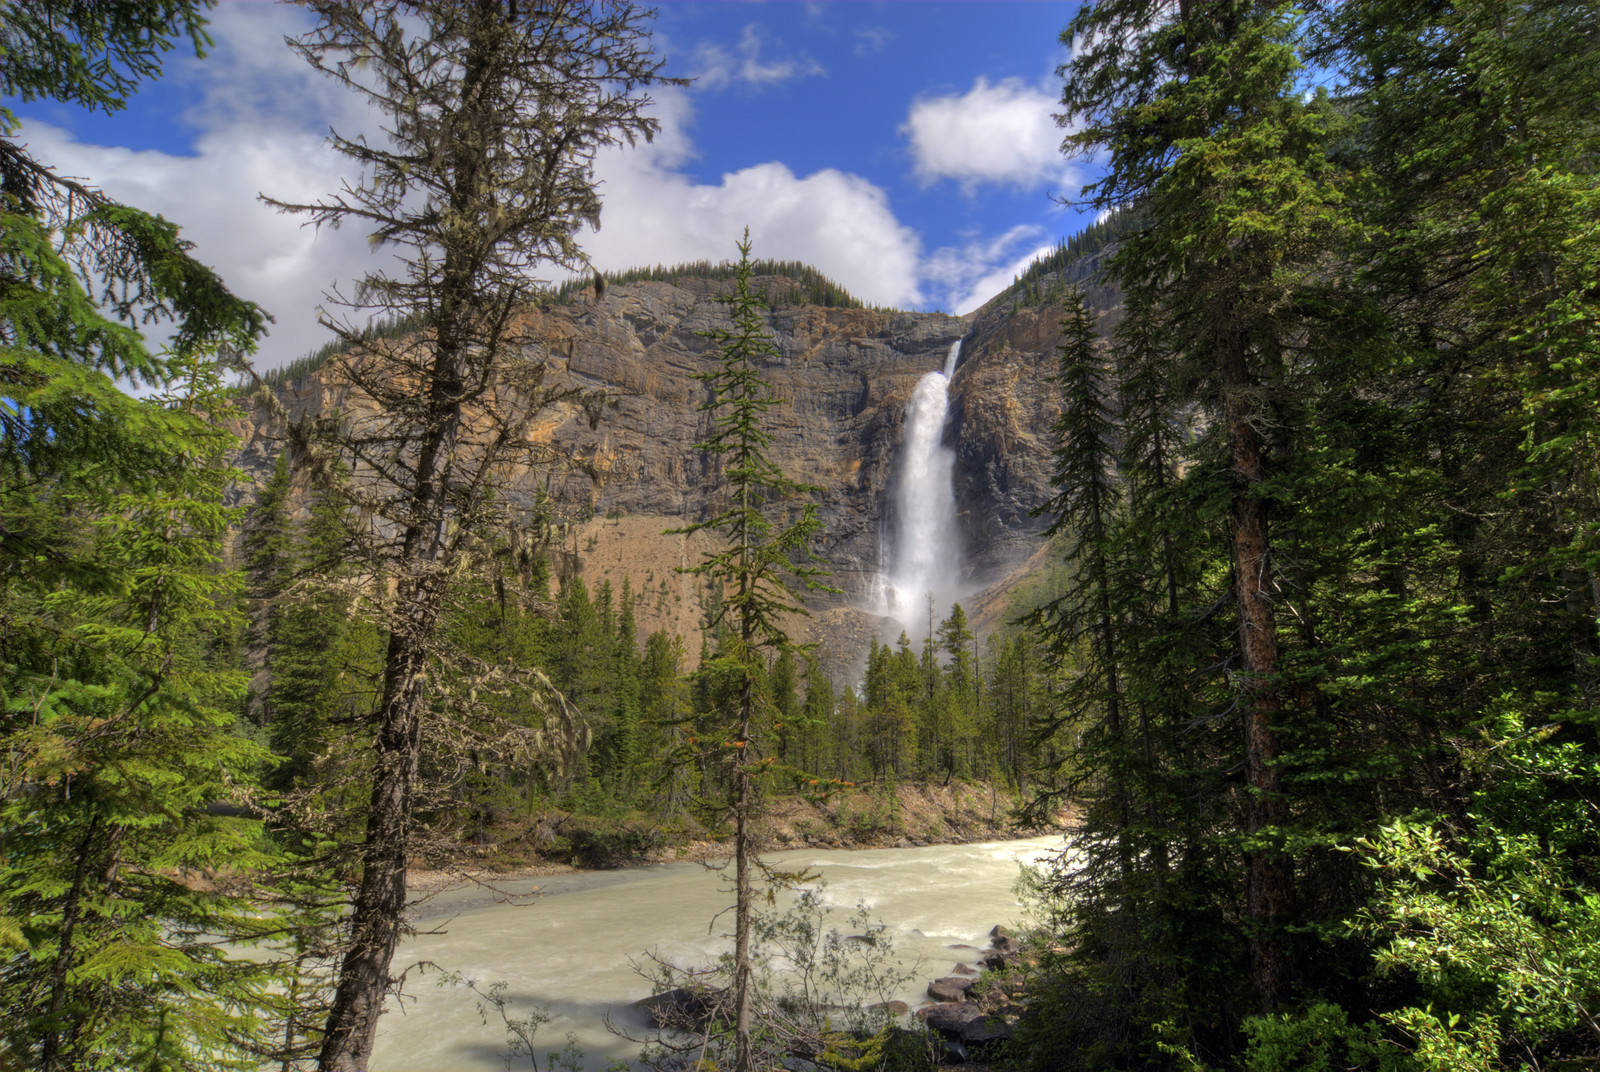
[938,604,979,777]
[1060,0,1346,1013]
[639,630,693,811]
[608,577,644,797]
[0,5,290,1066]
[673,230,831,1072]
[263,4,674,1065]
[797,656,835,781]
[1032,288,1134,898]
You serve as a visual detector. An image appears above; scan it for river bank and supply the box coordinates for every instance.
[409,779,1068,894]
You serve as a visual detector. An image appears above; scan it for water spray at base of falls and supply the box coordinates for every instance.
[878,339,965,638]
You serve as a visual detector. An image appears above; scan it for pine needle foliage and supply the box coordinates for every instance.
[551,257,881,310]
[671,230,834,1071]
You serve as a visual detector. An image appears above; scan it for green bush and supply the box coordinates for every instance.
[559,817,662,869]
[1241,1003,1409,1072]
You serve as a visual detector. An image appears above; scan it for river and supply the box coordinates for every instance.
[367,835,1066,1070]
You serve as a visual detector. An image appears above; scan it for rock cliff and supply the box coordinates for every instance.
[234,251,1116,681]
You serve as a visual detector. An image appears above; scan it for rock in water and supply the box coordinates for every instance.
[927,976,976,1002]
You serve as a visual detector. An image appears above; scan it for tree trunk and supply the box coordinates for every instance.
[39,810,102,1072]
[317,623,431,1070]
[1218,322,1293,1013]
[733,687,754,1072]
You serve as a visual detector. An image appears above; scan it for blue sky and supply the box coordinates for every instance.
[10,1,1098,372]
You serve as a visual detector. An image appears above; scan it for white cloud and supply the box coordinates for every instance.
[901,77,1075,193]
[585,89,923,308]
[923,225,1055,315]
[16,3,393,372]
[692,25,826,91]
[23,8,1099,369]
[17,8,919,373]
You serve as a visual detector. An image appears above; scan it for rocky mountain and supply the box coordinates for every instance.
[232,247,1118,682]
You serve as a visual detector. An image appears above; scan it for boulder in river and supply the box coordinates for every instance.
[632,986,730,1029]
[927,976,975,1002]
[918,1002,1014,1048]
[918,1002,984,1031]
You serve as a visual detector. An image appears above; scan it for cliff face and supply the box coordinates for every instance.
[235,255,1115,678]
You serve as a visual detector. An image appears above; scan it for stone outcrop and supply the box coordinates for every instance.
[235,256,1117,679]
[927,976,976,1002]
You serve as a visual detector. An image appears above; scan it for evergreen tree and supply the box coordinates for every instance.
[672,230,831,1072]
[1027,3,1600,1067]
[1060,0,1347,1015]
[264,4,674,1065]
[607,577,644,798]
[261,475,374,792]
[639,630,693,813]
[937,604,979,778]
[0,4,293,1066]
[1031,288,1135,901]
[768,646,800,771]
[797,656,835,782]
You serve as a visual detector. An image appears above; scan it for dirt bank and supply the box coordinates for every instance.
[410,780,1070,894]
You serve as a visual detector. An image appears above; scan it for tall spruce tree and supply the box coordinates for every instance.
[673,230,831,1072]
[1031,288,1134,901]
[0,4,292,1066]
[1060,0,1346,1014]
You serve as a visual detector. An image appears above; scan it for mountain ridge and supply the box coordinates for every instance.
[233,246,1120,682]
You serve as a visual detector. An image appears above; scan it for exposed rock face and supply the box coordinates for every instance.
[542,278,970,596]
[235,258,1116,680]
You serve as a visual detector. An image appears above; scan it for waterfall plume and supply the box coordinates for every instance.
[880,339,964,637]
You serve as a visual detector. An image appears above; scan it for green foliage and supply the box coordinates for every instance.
[550,257,880,312]
[1021,0,1600,1067]
[1347,704,1600,1068]
[0,350,286,1069]
[0,5,293,1065]
[0,1,210,125]
[1239,1004,1407,1072]
[638,886,934,1072]
[980,212,1142,315]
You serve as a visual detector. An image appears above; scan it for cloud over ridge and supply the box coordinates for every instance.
[901,76,1074,193]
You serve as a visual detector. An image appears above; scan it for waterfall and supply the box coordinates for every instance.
[881,339,963,636]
